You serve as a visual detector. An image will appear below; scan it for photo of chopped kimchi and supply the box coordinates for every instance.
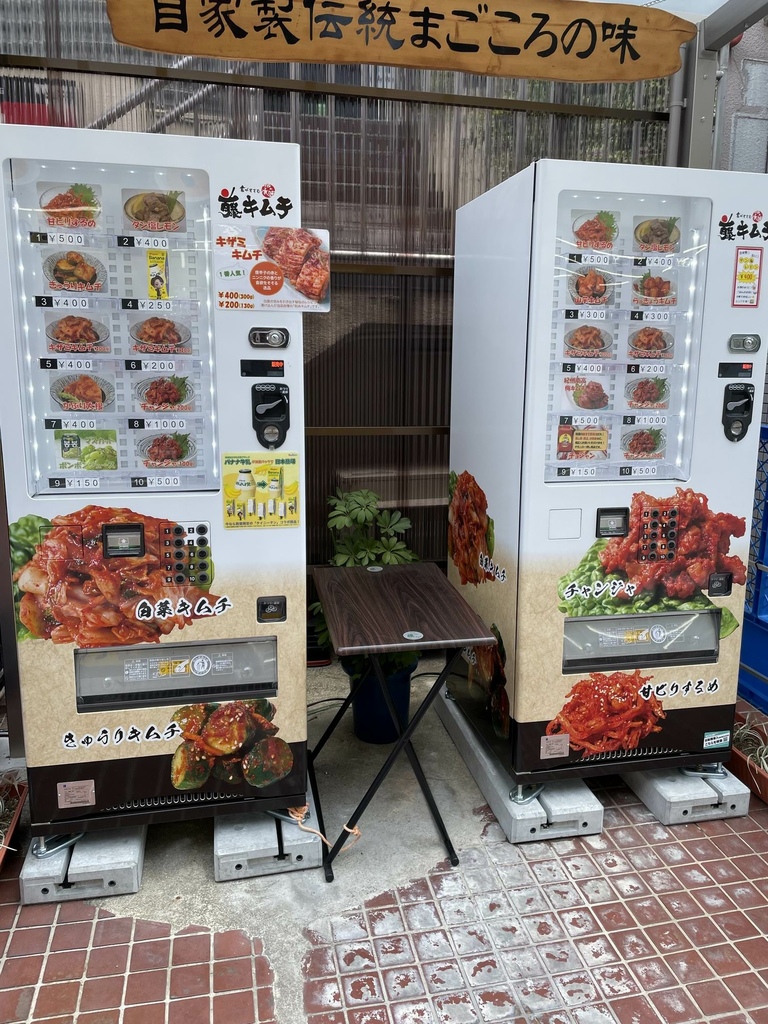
[13,505,218,648]
[546,670,664,755]
[448,470,494,586]
[261,227,329,303]
[599,487,746,600]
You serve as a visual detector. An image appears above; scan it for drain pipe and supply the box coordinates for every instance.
[666,46,687,166]
[712,44,731,169]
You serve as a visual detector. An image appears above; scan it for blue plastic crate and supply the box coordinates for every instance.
[739,423,768,708]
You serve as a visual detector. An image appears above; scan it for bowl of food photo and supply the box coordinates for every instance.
[567,268,614,304]
[564,325,612,355]
[129,317,191,349]
[621,428,666,459]
[627,327,674,358]
[136,375,193,411]
[43,251,107,291]
[137,432,196,466]
[634,216,681,251]
[625,377,670,409]
[124,191,185,228]
[46,315,110,351]
[569,379,610,410]
[632,272,676,304]
[572,211,618,247]
[50,373,115,411]
[39,185,100,225]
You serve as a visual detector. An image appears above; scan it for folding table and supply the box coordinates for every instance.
[310,562,496,881]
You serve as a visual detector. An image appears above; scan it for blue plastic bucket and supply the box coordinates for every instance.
[349,663,414,744]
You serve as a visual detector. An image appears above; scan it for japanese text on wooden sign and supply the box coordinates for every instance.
[107,0,696,83]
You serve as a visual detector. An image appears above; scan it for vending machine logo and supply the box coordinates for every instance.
[718,212,768,242]
[216,186,294,221]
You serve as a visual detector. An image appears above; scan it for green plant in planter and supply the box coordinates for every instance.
[310,488,419,680]
[732,714,768,771]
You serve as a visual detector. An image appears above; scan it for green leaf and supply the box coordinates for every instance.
[448,470,458,501]
[167,375,189,400]
[720,607,739,638]
[170,433,190,458]
[596,211,617,238]
[70,183,98,209]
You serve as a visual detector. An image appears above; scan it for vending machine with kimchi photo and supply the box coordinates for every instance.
[447,159,768,785]
[0,124,329,835]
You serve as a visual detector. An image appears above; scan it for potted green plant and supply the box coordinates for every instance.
[729,711,768,804]
[310,488,420,743]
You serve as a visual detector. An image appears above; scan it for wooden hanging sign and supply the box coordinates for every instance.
[107,0,695,84]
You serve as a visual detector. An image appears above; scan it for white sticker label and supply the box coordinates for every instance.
[57,780,96,808]
[541,734,571,759]
[732,246,763,308]
[403,631,423,641]
[703,730,731,750]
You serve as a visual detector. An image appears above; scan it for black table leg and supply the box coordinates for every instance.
[371,653,460,866]
[306,751,334,881]
[323,654,463,872]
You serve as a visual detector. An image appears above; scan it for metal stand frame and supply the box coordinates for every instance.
[308,652,464,882]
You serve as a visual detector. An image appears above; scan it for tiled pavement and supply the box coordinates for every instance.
[302,779,768,1024]
[0,859,276,1024]
[2,772,768,1020]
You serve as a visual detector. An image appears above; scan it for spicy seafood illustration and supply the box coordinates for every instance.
[546,669,664,756]
[170,699,294,791]
[467,623,509,738]
[558,488,744,637]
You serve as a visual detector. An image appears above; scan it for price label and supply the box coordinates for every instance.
[646,256,674,268]
[575,363,603,374]
[131,476,148,487]
[559,416,574,426]
[632,465,658,476]
[128,418,146,430]
[144,419,186,430]
[623,415,636,425]
[69,477,100,489]
[644,310,671,323]
[556,467,571,477]
[146,476,181,488]
[48,477,100,490]
[579,309,607,321]
[46,231,86,247]
[44,418,98,430]
[36,295,92,309]
[570,466,598,477]
[56,358,94,371]
[140,360,176,373]
[581,253,612,266]
[561,362,576,373]
[635,414,667,427]
[121,298,173,311]
[117,235,170,249]
[572,415,601,426]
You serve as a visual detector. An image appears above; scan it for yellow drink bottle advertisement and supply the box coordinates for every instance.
[223,453,299,528]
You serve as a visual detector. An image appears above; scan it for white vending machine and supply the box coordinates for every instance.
[448,159,768,784]
[0,124,329,835]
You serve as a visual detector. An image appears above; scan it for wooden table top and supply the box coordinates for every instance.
[313,562,497,657]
